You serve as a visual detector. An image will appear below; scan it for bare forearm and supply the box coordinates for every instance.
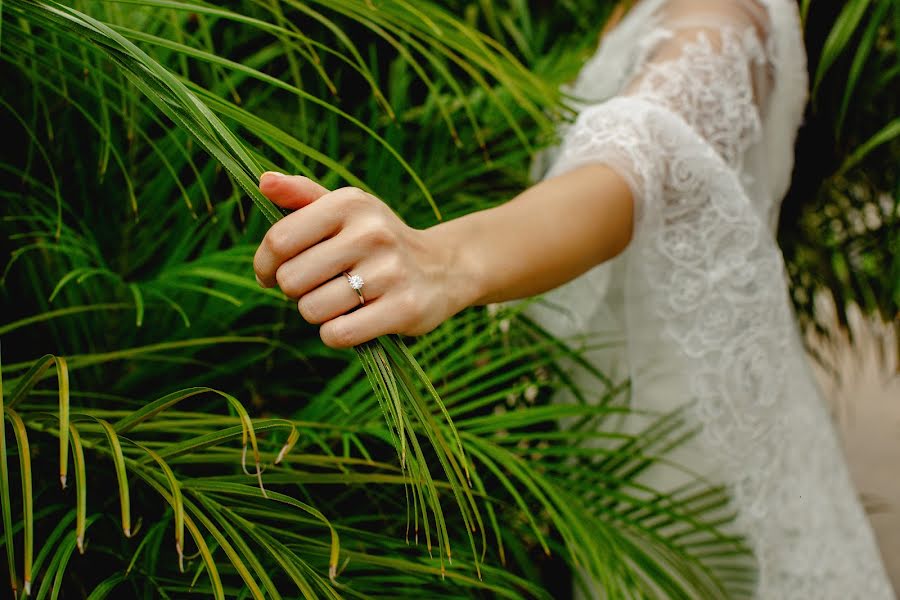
[425,163,635,310]
[252,166,634,348]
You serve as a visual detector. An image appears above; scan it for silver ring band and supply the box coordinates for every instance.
[344,272,365,305]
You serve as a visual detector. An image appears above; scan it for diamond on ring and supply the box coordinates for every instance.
[347,274,364,290]
[344,272,365,305]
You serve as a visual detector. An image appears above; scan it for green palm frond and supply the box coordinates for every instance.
[0,1,761,598]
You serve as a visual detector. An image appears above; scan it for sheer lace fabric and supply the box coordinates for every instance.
[532,0,895,597]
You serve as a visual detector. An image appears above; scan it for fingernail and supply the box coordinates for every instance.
[260,171,285,183]
[255,273,264,287]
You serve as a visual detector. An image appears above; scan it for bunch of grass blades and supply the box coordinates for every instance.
[1,1,753,598]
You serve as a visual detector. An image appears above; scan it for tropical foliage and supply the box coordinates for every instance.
[0,1,895,599]
[785,0,899,324]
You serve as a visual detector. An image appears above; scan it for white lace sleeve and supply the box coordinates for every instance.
[548,0,772,201]
[545,0,895,597]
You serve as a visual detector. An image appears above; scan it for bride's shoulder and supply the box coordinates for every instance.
[599,1,640,42]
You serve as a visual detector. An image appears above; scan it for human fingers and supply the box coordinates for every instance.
[254,187,390,288]
[297,267,386,325]
[258,172,330,210]
[318,293,422,349]
[253,188,376,287]
[273,235,364,299]
[253,173,332,286]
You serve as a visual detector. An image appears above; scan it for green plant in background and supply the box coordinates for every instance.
[1,1,749,598]
[2,0,896,598]
[786,0,899,324]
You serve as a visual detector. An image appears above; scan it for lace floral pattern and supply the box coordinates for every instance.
[543,2,894,597]
[629,27,767,170]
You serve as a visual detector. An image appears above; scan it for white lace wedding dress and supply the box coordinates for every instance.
[527,0,895,597]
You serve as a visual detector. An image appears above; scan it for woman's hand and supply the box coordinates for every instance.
[253,172,473,349]
[253,163,634,349]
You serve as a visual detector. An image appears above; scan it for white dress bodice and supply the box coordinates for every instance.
[527,1,895,597]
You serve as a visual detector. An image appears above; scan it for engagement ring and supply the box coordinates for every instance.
[345,272,365,305]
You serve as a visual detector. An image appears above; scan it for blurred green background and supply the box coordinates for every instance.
[0,1,896,598]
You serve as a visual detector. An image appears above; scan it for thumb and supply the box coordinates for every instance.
[258,172,330,210]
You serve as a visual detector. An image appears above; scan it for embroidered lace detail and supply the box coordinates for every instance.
[544,5,894,597]
[628,26,767,170]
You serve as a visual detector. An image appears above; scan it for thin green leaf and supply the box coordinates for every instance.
[66,425,86,554]
[3,409,33,596]
[837,117,900,175]
[85,574,126,600]
[813,0,872,97]
[55,357,69,491]
[0,345,19,599]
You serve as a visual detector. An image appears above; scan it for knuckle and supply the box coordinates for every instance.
[275,265,297,296]
[348,187,374,204]
[322,321,354,348]
[264,225,293,257]
[297,295,323,324]
[380,253,406,285]
[334,187,368,208]
[357,221,395,248]
[332,187,384,219]
[342,186,366,198]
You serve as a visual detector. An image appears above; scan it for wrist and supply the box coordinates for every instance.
[419,218,487,315]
